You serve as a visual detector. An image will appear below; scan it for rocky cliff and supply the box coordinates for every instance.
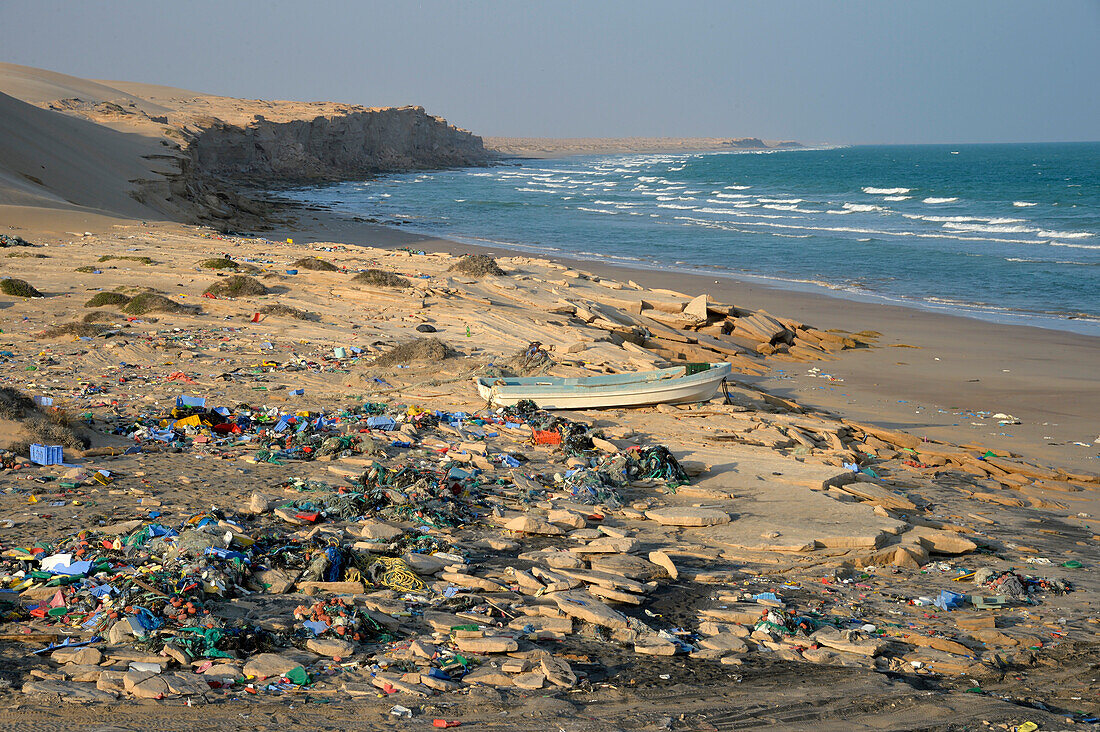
[186,106,488,184]
[0,63,491,227]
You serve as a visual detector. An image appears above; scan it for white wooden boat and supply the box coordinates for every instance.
[476,362,732,410]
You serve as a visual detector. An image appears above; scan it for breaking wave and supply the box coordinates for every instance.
[862,187,911,195]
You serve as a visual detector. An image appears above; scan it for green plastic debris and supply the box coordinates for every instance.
[284,665,309,685]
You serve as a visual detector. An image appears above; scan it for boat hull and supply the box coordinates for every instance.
[476,363,731,410]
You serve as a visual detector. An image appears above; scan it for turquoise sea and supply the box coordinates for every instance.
[286,143,1100,334]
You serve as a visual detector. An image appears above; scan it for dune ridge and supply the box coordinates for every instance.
[0,62,490,226]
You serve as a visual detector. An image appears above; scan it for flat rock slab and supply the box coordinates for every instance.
[306,637,355,658]
[23,680,117,702]
[454,636,519,654]
[699,633,748,652]
[551,590,630,629]
[645,507,731,527]
[588,553,666,581]
[243,652,303,679]
[51,647,103,666]
[677,447,906,552]
[506,516,564,535]
[462,666,514,686]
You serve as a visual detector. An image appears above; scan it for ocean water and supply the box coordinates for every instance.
[286,143,1100,334]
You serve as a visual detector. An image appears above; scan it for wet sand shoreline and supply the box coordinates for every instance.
[270,208,1100,473]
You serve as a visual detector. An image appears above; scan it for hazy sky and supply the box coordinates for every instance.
[2,1,1098,144]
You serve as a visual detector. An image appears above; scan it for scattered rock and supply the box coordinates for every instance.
[645,507,731,527]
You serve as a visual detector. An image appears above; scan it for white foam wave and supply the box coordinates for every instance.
[757,198,803,204]
[903,214,981,223]
[841,203,885,212]
[693,207,787,219]
[1049,242,1100,250]
[943,222,1034,235]
[713,193,752,199]
[575,207,618,215]
[724,185,752,190]
[1013,201,1038,207]
[1037,229,1093,239]
[657,204,695,210]
[862,187,911,195]
[672,215,1055,245]
[882,195,911,201]
[923,197,959,204]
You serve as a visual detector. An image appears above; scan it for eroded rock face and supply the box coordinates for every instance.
[187,107,488,184]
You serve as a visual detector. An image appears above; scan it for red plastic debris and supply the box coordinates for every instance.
[533,430,561,446]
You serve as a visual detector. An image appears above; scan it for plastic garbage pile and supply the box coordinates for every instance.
[974,568,1072,600]
[0,393,700,704]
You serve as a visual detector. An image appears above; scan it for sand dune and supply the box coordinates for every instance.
[0,62,487,226]
[0,62,164,108]
[0,90,166,217]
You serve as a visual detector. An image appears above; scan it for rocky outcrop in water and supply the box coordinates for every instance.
[722,137,768,149]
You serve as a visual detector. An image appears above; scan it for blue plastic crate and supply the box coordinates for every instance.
[176,395,206,408]
[30,444,63,466]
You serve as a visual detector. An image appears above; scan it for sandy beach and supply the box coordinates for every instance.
[270,211,1100,474]
[0,62,1098,731]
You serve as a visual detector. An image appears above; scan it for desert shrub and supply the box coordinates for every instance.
[292,257,339,272]
[98,255,155,264]
[203,275,269,298]
[199,257,258,272]
[0,387,36,420]
[84,292,132,307]
[0,278,43,297]
[257,304,319,321]
[448,254,504,277]
[39,322,106,338]
[122,292,195,315]
[373,337,452,367]
[353,269,410,288]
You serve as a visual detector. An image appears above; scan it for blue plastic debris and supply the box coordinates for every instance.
[934,590,966,611]
[302,620,329,636]
[365,416,397,431]
[30,444,63,466]
[176,395,206,408]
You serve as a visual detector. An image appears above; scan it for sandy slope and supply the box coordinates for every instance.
[0,91,168,217]
[0,62,166,108]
